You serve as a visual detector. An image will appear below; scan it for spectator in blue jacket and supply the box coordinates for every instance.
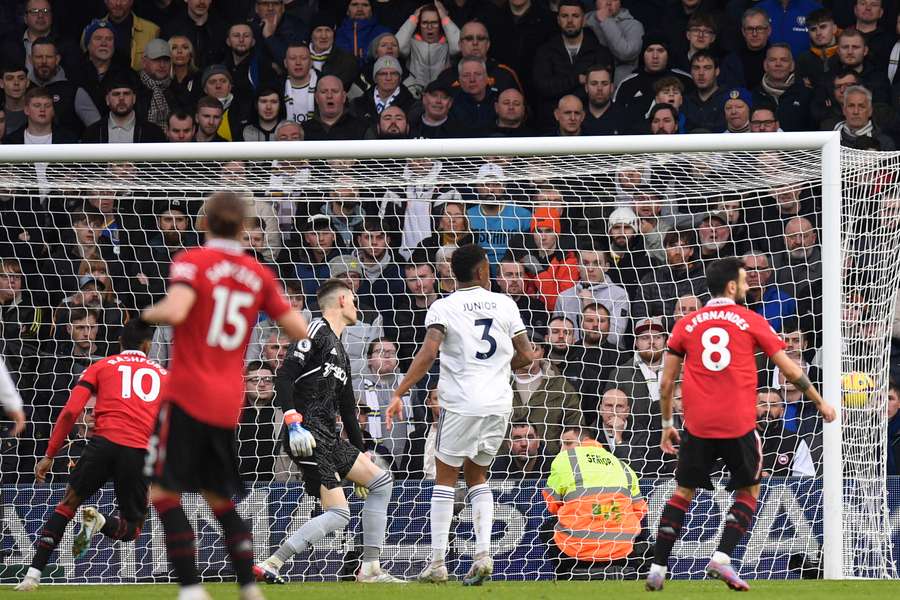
[742,249,797,332]
[466,163,532,273]
[755,0,824,58]
[336,0,390,67]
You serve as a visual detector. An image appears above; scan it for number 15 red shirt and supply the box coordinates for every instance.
[667,298,786,439]
[165,239,291,429]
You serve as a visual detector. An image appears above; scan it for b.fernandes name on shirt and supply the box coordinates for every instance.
[684,310,750,333]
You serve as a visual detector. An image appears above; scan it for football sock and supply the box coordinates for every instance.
[31,503,74,572]
[101,515,141,541]
[468,484,493,556]
[430,485,455,564]
[653,493,691,567]
[361,471,393,562]
[272,506,351,565]
[213,501,255,587]
[716,491,758,557]
[154,496,201,587]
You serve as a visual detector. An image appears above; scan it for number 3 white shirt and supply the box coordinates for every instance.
[425,286,527,416]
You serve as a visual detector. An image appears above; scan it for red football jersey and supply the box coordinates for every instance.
[166,240,291,428]
[667,298,786,439]
[59,350,167,453]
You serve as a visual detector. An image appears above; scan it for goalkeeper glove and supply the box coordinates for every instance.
[354,483,369,499]
[284,410,316,457]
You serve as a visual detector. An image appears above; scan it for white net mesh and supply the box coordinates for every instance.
[0,141,896,583]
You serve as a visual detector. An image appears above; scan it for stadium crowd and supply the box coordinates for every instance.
[0,0,899,491]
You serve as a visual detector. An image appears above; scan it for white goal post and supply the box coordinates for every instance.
[0,132,894,583]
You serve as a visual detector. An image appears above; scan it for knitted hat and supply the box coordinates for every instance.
[81,18,114,52]
[723,87,753,110]
[201,64,232,89]
[308,12,336,32]
[373,55,402,78]
[531,207,562,233]
[607,207,639,232]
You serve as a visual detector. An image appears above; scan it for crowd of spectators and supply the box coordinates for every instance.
[0,0,898,485]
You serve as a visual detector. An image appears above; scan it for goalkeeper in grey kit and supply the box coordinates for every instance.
[254,279,405,584]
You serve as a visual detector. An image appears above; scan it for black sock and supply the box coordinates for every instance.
[716,491,758,557]
[653,494,690,567]
[153,496,200,587]
[100,515,142,542]
[31,504,75,572]
[213,502,255,587]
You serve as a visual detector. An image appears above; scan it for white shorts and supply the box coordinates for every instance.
[434,409,511,467]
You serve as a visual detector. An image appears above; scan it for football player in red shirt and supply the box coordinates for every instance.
[646,257,835,592]
[15,320,165,591]
[141,192,309,600]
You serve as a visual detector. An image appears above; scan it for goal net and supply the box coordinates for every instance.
[0,137,896,583]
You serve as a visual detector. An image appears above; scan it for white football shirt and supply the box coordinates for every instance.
[425,286,527,416]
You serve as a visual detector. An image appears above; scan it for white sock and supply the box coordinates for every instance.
[430,485,455,564]
[712,551,731,565]
[649,563,667,577]
[25,567,41,580]
[265,555,284,570]
[468,483,493,556]
[178,584,205,600]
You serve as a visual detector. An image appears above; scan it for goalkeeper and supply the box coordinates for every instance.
[254,280,404,584]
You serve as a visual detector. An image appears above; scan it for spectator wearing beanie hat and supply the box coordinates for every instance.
[307,12,359,91]
[75,18,131,114]
[352,55,415,124]
[614,33,693,133]
[722,86,753,133]
[200,63,252,141]
[523,208,578,313]
[605,206,653,303]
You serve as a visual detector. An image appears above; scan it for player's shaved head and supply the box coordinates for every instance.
[202,191,246,239]
[317,278,353,308]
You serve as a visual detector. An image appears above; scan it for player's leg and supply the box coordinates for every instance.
[420,456,462,582]
[202,490,262,600]
[146,404,208,600]
[705,432,763,592]
[14,486,83,591]
[647,430,715,592]
[76,445,149,557]
[257,441,351,582]
[344,451,404,583]
[458,411,508,586]
[461,458,493,586]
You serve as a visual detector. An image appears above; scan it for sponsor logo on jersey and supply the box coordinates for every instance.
[323,362,347,384]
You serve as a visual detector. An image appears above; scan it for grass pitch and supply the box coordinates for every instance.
[0,580,895,599]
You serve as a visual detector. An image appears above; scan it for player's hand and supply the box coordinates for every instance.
[354,482,369,499]
[35,456,53,483]
[284,411,316,457]
[385,393,404,431]
[6,409,25,437]
[660,426,680,455]
[819,402,837,423]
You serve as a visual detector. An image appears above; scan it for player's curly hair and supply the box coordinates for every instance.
[450,243,487,282]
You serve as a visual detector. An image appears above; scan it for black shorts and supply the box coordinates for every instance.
[146,402,245,499]
[69,436,149,523]
[282,428,359,498]
[676,428,763,491]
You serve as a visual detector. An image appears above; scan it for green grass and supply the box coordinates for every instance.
[0,580,895,599]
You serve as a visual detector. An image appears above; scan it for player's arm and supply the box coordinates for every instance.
[770,350,836,423]
[141,283,197,326]
[510,330,535,370]
[386,325,444,429]
[275,339,318,456]
[0,358,25,437]
[275,309,309,342]
[37,381,93,482]
[659,349,684,455]
[339,379,366,452]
